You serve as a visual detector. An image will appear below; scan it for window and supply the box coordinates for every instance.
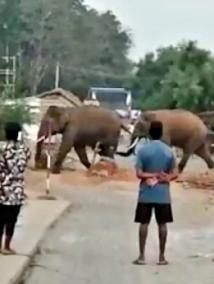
[89,88,131,110]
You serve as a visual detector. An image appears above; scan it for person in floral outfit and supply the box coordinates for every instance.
[0,122,31,255]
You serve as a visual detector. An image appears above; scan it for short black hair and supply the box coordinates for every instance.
[149,121,163,140]
[4,122,22,141]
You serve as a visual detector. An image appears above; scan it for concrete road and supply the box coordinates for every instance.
[23,175,214,284]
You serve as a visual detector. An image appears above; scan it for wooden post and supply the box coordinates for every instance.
[90,142,100,169]
[37,123,56,200]
[45,125,51,196]
[55,61,60,89]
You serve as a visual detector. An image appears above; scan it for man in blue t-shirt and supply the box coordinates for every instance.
[133,121,178,266]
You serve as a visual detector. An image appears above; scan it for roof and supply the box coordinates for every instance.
[38,88,82,107]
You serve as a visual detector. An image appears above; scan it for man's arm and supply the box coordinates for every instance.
[159,154,179,182]
[135,148,159,181]
[136,169,158,180]
[168,169,179,181]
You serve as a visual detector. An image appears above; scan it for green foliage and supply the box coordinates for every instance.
[3,1,214,112]
[0,0,23,54]
[0,86,32,140]
[1,102,31,125]
[0,0,132,97]
[132,41,214,112]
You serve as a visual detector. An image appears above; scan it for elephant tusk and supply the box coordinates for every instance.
[36,136,46,144]
[126,137,140,151]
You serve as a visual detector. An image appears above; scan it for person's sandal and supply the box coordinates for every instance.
[1,249,16,255]
[133,259,146,265]
[157,260,169,265]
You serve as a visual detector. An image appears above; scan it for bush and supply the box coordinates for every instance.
[0,87,32,140]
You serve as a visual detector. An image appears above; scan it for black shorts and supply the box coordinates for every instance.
[134,203,173,224]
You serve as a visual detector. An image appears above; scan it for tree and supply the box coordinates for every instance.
[16,0,132,96]
[0,0,23,55]
[0,0,132,97]
[132,41,214,112]
[0,86,31,140]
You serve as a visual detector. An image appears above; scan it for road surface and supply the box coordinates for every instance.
[22,169,214,284]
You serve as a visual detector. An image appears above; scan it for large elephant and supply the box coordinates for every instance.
[117,109,214,172]
[35,105,131,174]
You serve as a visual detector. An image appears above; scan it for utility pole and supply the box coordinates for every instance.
[0,22,16,93]
[0,56,16,93]
[55,61,60,89]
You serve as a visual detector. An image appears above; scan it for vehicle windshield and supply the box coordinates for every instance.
[90,90,128,110]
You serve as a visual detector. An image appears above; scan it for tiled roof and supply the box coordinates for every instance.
[38,88,82,107]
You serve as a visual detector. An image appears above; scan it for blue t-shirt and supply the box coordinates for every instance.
[135,140,175,204]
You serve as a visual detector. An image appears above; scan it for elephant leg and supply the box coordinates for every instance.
[178,136,201,172]
[195,144,214,169]
[178,152,191,173]
[98,144,106,157]
[74,146,91,169]
[52,128,76,174]
[99,144,115,159]
[52,143,72,174]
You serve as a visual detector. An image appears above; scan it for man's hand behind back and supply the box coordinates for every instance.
[158,171,178,183]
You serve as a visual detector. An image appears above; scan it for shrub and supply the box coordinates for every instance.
[0,87,32,140]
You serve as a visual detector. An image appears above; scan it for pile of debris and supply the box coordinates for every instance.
[89,159,118,177]
[176,170,214,190]
[88,158,136,181]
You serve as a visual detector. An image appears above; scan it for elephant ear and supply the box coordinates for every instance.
[58,107,72,131]
[133,117,149,138]
[46,106,71,132]
[46,106,64,119]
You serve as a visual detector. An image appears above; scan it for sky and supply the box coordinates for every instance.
[85,0,214,61]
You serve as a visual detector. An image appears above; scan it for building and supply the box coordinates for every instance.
[2,88,82,139]
[2,87,82,123]
[37,88,82,121]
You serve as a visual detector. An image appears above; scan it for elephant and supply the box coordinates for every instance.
[35,105,131,174]
[116,109,214,172]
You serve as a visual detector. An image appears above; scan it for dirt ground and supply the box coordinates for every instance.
[26,133,214,196]
[25,165,137,200]
[25,154,214,200]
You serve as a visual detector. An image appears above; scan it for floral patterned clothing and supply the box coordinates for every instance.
[0,142,31,205]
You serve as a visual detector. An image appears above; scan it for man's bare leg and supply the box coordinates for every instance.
[133,224,148,265]
[158,224,168,265]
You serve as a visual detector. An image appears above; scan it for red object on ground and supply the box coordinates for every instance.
[89,159,118,177]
